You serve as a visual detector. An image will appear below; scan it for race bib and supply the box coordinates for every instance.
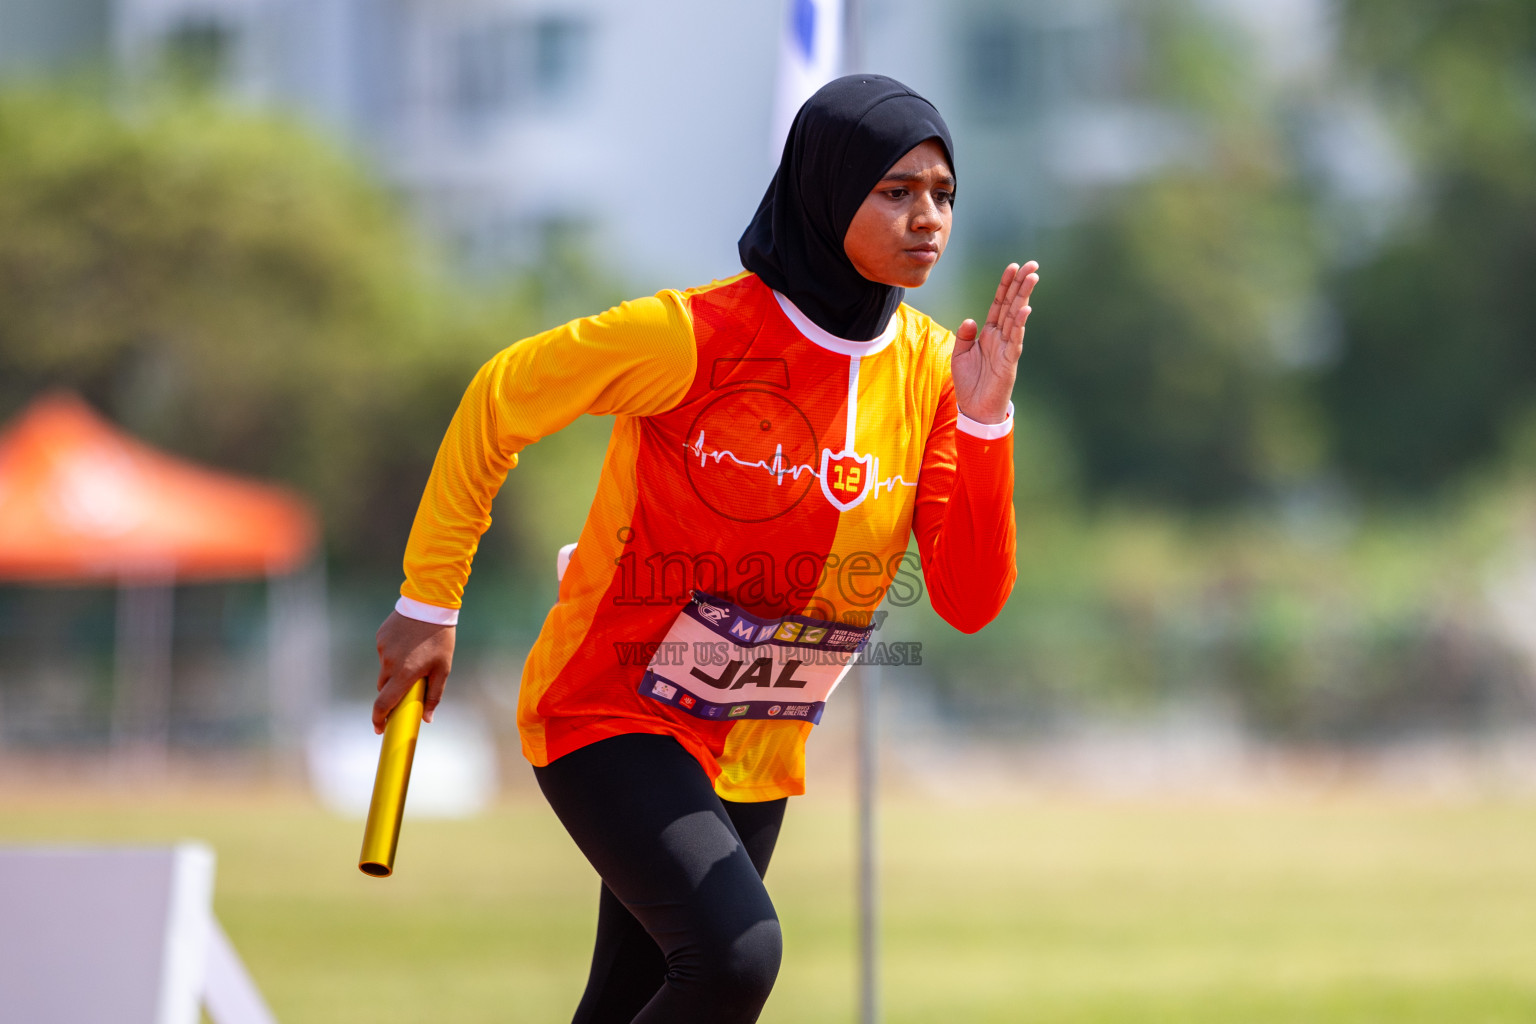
[639,591,873,725]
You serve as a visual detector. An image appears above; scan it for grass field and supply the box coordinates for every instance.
[4,780,1536,1023]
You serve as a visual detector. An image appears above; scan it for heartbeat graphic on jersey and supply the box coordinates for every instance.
[687,352,918,511]
[685,430,915,505]
[687,431,818,486]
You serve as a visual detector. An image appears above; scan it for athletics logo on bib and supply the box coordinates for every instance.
[639,591,873,724]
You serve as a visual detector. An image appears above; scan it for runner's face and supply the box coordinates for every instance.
[842,139,954,289]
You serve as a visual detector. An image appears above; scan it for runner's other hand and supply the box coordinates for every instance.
[952,261,1039,425]
[373,611,455,734]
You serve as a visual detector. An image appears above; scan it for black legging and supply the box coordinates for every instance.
[534,732,788,1024]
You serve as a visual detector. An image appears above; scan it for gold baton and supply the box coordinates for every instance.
[358,678,427,877]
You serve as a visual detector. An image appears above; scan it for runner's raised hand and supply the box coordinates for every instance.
[951,261,1039,424]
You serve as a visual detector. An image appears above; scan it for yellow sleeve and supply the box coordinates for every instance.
[400,291,697,609]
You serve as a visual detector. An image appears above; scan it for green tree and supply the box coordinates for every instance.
[0,89,538,566]
[1022,173,1318,506]
[988,1,1323,508]
[1323,0,1536,493]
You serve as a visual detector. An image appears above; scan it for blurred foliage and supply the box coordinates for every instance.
[1006,0,1536,509]
[894,477,1536,739]
[933,0,1536,734]
[1323,0,1536,494]
[996,1,1324,509]
[1023,174,1319,506]
[0,88,562,569]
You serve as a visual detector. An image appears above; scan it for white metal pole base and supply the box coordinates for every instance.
[857,662,880,1024]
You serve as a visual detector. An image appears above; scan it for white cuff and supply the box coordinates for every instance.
[395,595,460,626]
[956,401,1015,440]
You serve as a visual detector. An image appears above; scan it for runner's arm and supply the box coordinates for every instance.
[908,383,1017,634]
[372,294,696,731]
[400,292,697,616]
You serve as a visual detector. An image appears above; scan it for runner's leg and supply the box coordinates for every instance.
[725,795,788,877]
[569,883,665,1024]
[567,792,787,1023]
[535,733,786,1024]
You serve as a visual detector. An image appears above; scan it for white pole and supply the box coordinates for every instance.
[771,0,846,161]
[845,0,863,73]
[856,659,879,1024]
[843,0,877,1013]
[267,559,330,760]
[111,578,174,772]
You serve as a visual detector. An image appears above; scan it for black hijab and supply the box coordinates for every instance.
[739,74,955,342]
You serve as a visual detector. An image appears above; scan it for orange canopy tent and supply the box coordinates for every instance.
[0,393,323,757]
[0,392,317,581]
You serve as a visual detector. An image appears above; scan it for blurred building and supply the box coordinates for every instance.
[0,0,1359,300]
[865,0,1186,258]
[0,0,780,291]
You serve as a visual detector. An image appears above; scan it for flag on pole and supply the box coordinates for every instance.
[770,0,844,161]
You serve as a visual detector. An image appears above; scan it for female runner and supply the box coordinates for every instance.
[371,74,1039,1023]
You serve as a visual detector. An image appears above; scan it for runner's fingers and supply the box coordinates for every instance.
[423,670,448,724]
[998,294,1028,342]
[1002,262,1028,309]
[955,319,980,359]
[1012,306,1032,350]
[988,302,1028,371]
[998,265,1038,329]
[1004,274,1034,328]
[985,263,1019,328]
[994,263,1017,302]
[372,674,412,734]
[1019,269,1040,305]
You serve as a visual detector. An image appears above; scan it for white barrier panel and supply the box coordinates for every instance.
[0,844,277,1024]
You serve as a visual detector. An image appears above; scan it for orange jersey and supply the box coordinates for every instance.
[399,272,1016,801]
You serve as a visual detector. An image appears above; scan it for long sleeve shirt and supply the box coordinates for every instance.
[398,271,1016,801]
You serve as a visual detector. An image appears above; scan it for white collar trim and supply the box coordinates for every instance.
[772,290,900,357]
